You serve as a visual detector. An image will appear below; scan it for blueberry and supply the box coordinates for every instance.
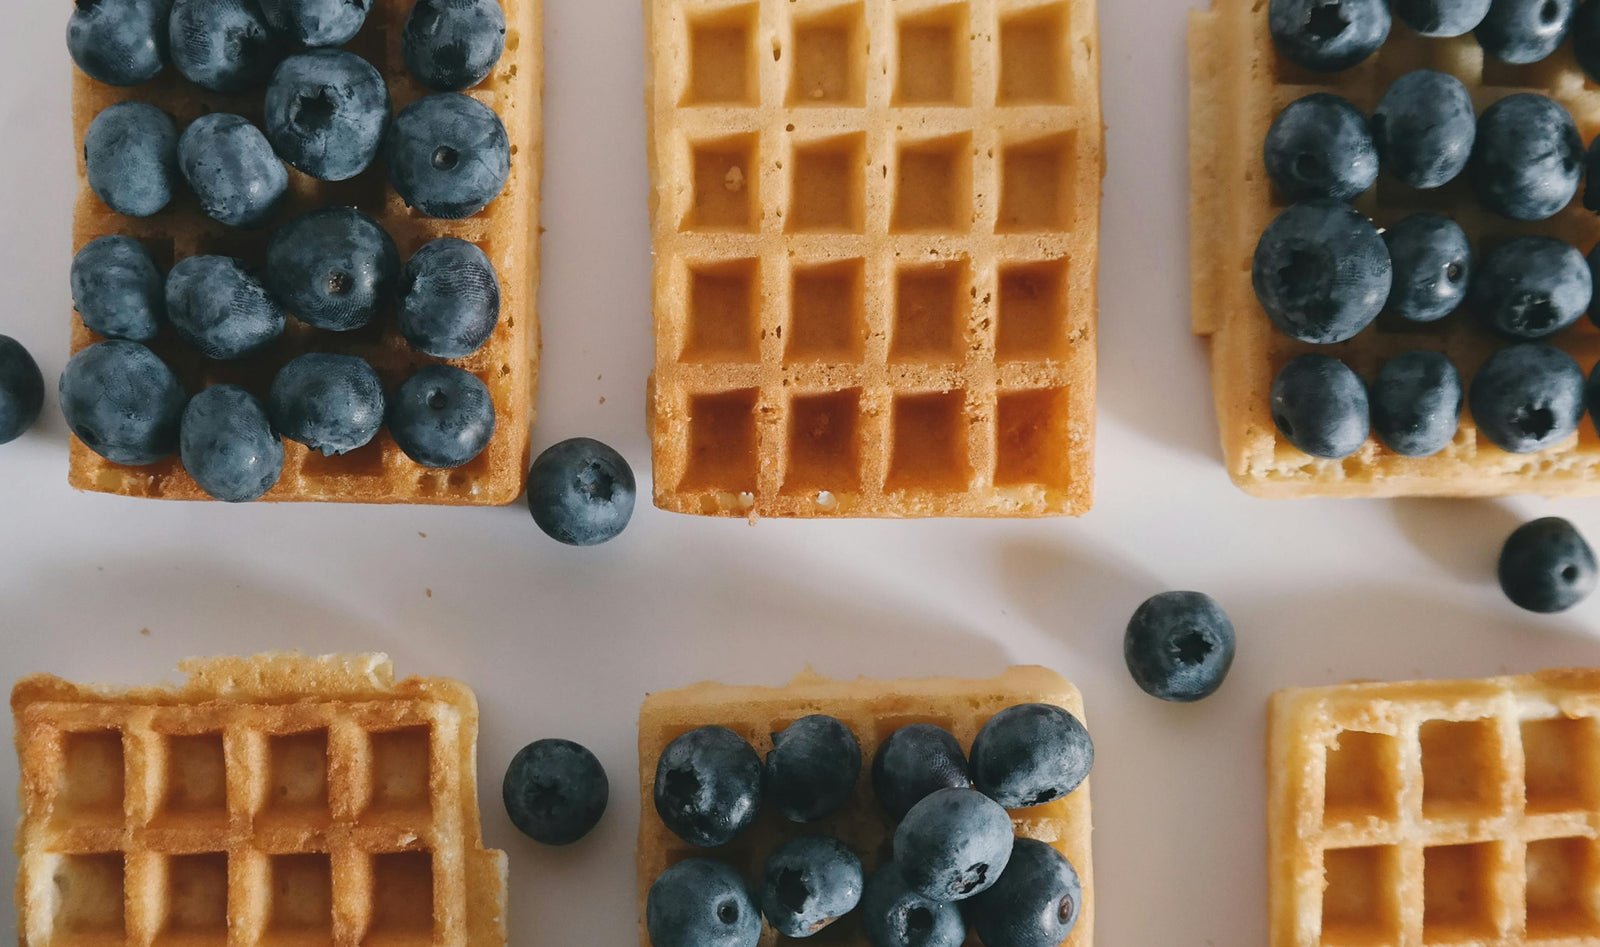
[1372,71,1476,190]
[969,704,1092,810]
[653,726,762,848]
[1499,518,1598,613]
[871,724,969,822]
[268,353,385,455]
[893,788,1014,903]
[179,385,283,502]
[1477,0,1575,64]
[1469,237,1592,339]
[1268,0,1390,72]
[397,238,501,358]
[178,113,289,228]
[0,337,44,446]
[1576,0,1600,84]
[1371,351,1463,458]
[386,93,511,219]
[71,236,165,342]
[265,50,390,182]
[68,0,170,86]
[759,836,863,938]
[59,341,186,465]
[1382,214,1471,323]
[168,0,281,93]
[1394,0,1493,35]
[84,102,179,218]
[165,256,285,360]
[1263,94,1377,202]
[1270,354,1371,459]
[763,715,861,824]
[967,838,1083,947]
[1469,343,1586,453]
[1584,136,1600,212]
[527,437,636,546]
[388,365,495,468]
[258,0,370,47]
[1471,94,1583,222]
[266,207,399,331]
[1252,201,1391,344]
[402,0,507,92]
[502,738,609,845]
[646,859,761,947]
[859,864,966,947]
[1125,591,1238,703]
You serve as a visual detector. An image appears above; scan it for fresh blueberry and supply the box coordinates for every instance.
[258,0,370,47]
[1271,354,1370,459]
[84,102,179,218]
[1125,591,1238,703]
[970,704,1093,810]
[168,0,281,93]
[59,341,186,465]
[178,113,289,228]
[871,724,969,822]
[402,0,507,92]
[1469,237,1592,339]
[1268,0,1390,72]
[760,836,863,938]
[1576,0,1600,84]
[386,93,511,219]
[68,0,170,86]
[397,238,501,358]
[967,838,1083,947]
[1469,343,1586,453]
[1477,0,1575,63]
[179,385,283,502]
[653,725,762,848]
[1382,214,1471,323]
[1471,94,1583,221]
[71,236,165,342]
[1499,518,1598,613]
[1263,94,1377,202]
[1371,350,1463,458]
[646,859,761,947]
[1372,71,1476,190]
[859,864,966,947]
[264,50,390,182]
[0,337,44,446]
[1252,201,1391,344]
[268,353,385,455]
[388,365,495,468]
[763,715,861,824]
[266,207,399,331]
[893,788,1014,903]
[165,256,285,359]
[502,738,609,845]
[1394,0,1493,35]
[527,437,636,546]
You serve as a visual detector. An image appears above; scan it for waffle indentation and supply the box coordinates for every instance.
[784,390,861,494]
[159,735,227,821]
[790,3,866,106]
[788,260,865,362]
[684,390,760,492]
[789,134,866,233]
[1422,843,1503,944]
[893,135,972,233]
[1323,846,1401,944]
[159,854,228,944]
[888,391,969,491]
[266,731,331,820]
[996,389,1070,488]
[51,854,126,940]
[895,5,970,105]
[367,852,434,941]
[1323,729,1401,826]
[997,260,1069,360]
[57,730,125,826]
[1000,4,1069,104]
[999,134,1075,233]
[267,854,333,937]
[689,135,761,231]
[367,727,432,819]
[1526,837,1600,940]
[1420,719,1504,821]
[892,262,969,363]
[685,259,761,362]
[686,5,759,105]
[1522,715,1597,814]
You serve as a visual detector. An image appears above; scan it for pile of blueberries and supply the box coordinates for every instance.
[1258,0,1600,461]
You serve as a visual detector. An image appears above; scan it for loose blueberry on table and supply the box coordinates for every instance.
[502,738,609,845]
[1125,591,1237,703]
[1499,517,1598,613]
[0,337,44,447]
[526,437,636,547]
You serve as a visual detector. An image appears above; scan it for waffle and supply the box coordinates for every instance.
[636,666,1094,947]
[1268,669,1600,947]
[644,0,1102,518]
[12,653,507,947]
[1191,3,1600,499]
[68,0,543,504]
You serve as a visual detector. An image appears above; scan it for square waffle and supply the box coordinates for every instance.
[68,0,543,504]
[635,666,1094,946]
[644,0,1102,518]
[12,653,507,947]
[1191,2,1600,499]
[1268,669,1600,947]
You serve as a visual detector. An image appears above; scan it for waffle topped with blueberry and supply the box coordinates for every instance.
[1191,0,1600,498]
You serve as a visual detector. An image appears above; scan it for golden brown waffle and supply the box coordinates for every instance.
[1268,669,1600,947]
[1191,3,1600,499]
[12,653,507,947]
[636,666,1094,946]
[644,0,1102,518]
[69,0,542,504]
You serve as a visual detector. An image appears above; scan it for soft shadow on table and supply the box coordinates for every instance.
[1390,498,1523,584]
[997,536,1163,651]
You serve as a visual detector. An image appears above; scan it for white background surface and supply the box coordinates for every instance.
[7,1,1600,945]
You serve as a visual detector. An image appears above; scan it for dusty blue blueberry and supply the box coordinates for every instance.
[860,864,966,947]
[267,207,399,331]
[893,788,1013,903]
[502,738,608,845]
[1471,94,1583,221]
[1470,237,1591,339]
[653,726,762,848]
[386,93,511,219]
[85,102,179,218]
[265,50,390,182]
[398,238,501,358]
[970,704,1092,809]
[59,340,186,465]
[179,113,288,228]
[258,0,370,47]
[1477,0,1575,64]
[269,353,385,455]
[1499,517,1598,613]
[1470,343,1586,453]
[1576,0,1600,84]
[166,256,285,359]
[179,385,283,502]
[1268,0,1390,72]
[1125,591,1236,702]
[168,0,281,93]
[1383,214,1471,323]
[1371,351,1463,458]
[71,236,165,342]
[388,365,495,468]
[1253,201,1391,344]
[1271,354,1370,459]
[1394,0,1493,35]
[1373,71,1476,189]
[763,715,861,824]
[402,0,507,92]
[968,839,1084,947]
[760,836,863,939]
[68,0,170,86]
[1263,93,1377,202]
[872,724,969,822]
[0,337,44,446]
[647,859,761,947]
[527,437,636,546]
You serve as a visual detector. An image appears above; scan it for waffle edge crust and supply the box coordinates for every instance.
[68,0,543,505]
[1191,1,1600,499]
[636,666,1094,947]
[644,0,1103,519]
[12,653,508,947]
